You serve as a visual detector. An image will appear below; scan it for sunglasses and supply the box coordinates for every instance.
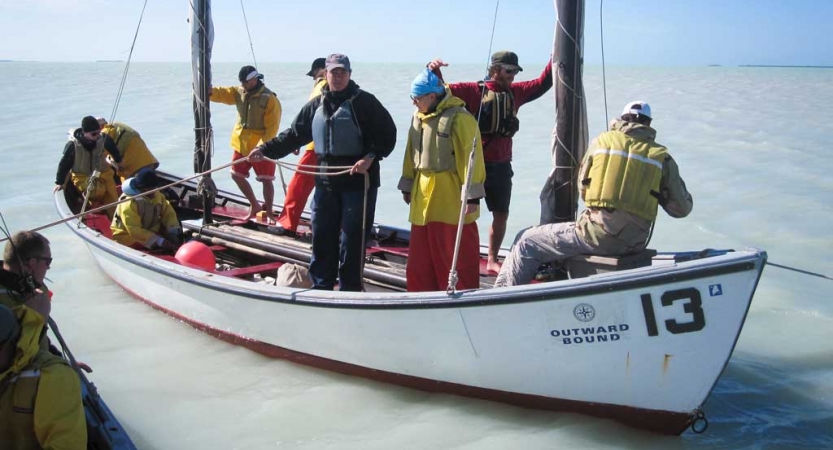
[35,256,52,267]
[503,68,520,75]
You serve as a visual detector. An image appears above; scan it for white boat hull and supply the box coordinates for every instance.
[58,191,765,434]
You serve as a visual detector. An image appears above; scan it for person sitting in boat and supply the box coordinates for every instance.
[494,101,693,287]
[111,169,182,253]
[427,52,553,275]
[210,65,282,223]
[0,304,87,448]
[96,117,160,182]
[270,57,328,237]
[399,69,486,292]
[54,115,124,219]
[249,53,397,291]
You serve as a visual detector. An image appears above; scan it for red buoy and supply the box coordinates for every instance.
[175,241,216,271]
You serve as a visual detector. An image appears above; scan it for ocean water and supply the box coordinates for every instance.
[0,61,831,449]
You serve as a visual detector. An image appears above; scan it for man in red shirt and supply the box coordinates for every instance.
[428,51,552,274]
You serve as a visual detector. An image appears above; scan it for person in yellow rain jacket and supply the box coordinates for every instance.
[54,116,124,219]
[494,101,693,287]
[398,69,486,292]
[0,304,87,449]
[111,169,182,252]
[97,118,160,182]
[211,65,282,223]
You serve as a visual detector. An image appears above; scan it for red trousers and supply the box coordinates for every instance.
[407,222,480,292]
[277,150,318,231]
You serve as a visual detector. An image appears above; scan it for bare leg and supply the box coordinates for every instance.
[262,180,276,224]
[487,211,509,274]
[232,174,261,219]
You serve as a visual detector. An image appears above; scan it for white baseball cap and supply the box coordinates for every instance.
[621,101,652,119]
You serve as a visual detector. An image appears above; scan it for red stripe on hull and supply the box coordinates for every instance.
[112,278,694,435]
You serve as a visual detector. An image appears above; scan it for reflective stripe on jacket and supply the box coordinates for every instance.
[582,122,668,221]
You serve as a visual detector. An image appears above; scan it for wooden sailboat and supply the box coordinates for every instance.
[53,0,767,434]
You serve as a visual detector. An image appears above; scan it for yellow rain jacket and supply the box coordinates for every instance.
[101,122,160,181]
[0,306,86,449]
[399,90,486,226]
[211,84,281,156]
[576,119,693,253]
[111,191,181,248]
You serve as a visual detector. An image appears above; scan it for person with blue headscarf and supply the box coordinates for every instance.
[398,69,486,292]
[110,169,182,252]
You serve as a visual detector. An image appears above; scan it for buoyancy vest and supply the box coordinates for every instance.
[409,106,466,173]
[104,122,139,152]
[477,82,519,138]
[0,348,68,449]
[70,134,108,176]
[114,193,164,232]
[311,92,364,158]
[583,128,668,221]
[235,85,276,131]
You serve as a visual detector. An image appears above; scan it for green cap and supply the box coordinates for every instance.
[490,51,523,71]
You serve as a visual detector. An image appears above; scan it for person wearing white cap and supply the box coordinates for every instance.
[495,101,693,287]
[210,65,283,223]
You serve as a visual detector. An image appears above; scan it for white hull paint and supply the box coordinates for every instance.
[57,193,765,434]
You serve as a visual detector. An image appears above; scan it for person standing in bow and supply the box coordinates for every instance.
[427,51,553,274]
[211,65,282,223]
[399,69,485,292]
[249,54,397,291]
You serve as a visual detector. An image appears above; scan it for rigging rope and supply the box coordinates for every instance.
[238,0,288,196]
[446,0,501,295]
[239,0,258,69]
[599,0,610,130]
[110,0,149,124]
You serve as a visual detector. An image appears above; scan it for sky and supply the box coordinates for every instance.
[0,0,832,66]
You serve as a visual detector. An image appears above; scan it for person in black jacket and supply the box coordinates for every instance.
[54,116,124,218]
[250,54,396,291]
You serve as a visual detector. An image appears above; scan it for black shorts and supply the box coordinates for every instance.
[484,162,513,213]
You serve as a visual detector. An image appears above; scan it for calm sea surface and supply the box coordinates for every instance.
[0,62,831,449]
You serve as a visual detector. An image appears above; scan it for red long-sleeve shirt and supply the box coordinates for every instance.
[435,61,552,163]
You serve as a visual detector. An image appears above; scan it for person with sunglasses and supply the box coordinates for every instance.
[427,51,553,275]
[54,115,124,219]
[1,230,54,321]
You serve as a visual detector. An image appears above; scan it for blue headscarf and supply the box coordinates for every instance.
[410,69,445,97]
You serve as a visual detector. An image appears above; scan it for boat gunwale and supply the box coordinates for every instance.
[57,189,766,310]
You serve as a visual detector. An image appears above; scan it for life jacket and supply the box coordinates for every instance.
[311,92,364,158]
[477,81,518,138]
[0,346,68,449]
[582,128,668,221]
[70,133,109,176]
[409,106,466,173]
[235,85,276,131]
[114,193,164,232]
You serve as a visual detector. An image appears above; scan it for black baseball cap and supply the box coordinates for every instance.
[306,57,326,77]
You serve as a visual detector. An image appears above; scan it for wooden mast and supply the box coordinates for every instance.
[540,0,588,225]
[191,0,215,224]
